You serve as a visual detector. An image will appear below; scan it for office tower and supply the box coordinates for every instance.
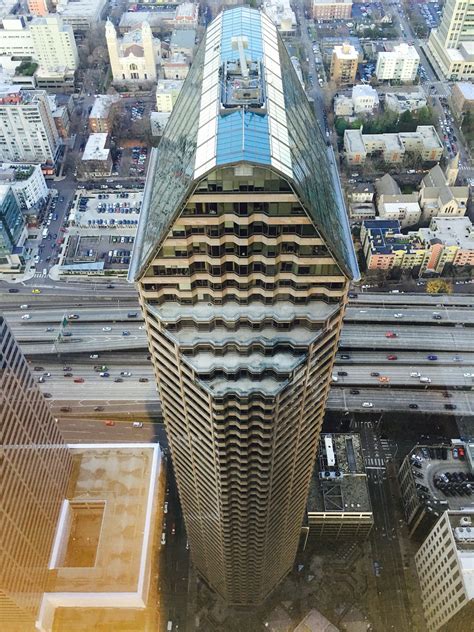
[415,511,474,631]
[0,316,72,629]
[0,184,27,257]
[428,0,474,79]
[0,87,60,165]
[129,6,358,605]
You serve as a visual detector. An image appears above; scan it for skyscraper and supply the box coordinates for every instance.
[0,316,72,629]
[129,7,358,605]
[428,0,474,79]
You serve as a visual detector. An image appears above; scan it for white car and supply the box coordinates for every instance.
[102,326,112,332]
[132,421,143,428]
[121,371,132,377]
[362,402,374,408]
[393,313,403,318]
[20,304,29,309]
[90,354,99,359]
[464,373,473,378]
[410,372,421,378]
[21,314,31,320]
[164,502,168,514]
[161,533,166,546]
[332,375,338,382]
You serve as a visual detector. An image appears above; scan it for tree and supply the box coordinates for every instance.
[426,279,453,294]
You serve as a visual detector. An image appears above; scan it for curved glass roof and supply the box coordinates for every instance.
[129,6,359,282]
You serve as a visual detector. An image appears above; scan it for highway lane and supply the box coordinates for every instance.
[345,305,474,325]
[328,388,474,415]
[350,293,474,307]
[340,324,474,352]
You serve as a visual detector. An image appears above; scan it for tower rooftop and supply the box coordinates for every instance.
[129,6,358,283]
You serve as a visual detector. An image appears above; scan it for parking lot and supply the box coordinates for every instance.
[62,233,135,272]
[71,189,142,230]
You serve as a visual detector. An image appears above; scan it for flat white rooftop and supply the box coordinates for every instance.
[82,133,110,162]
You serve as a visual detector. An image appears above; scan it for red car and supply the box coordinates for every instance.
[73,377,84,383]
[385,331,397,338]
[105,420,115,427]
[387,354,398,360]
[458,447,465,458]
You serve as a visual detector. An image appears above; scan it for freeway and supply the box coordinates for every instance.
[350,293,474,307]
[345,306,474,325]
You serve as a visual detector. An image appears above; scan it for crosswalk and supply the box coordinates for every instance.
[33,272,48,278]
[365,457,386,468]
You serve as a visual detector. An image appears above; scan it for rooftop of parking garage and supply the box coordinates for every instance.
[308,433,372,514]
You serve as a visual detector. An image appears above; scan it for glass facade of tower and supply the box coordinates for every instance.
[0,317,72,628]
[0,186,25,257]
[130,7,358,605]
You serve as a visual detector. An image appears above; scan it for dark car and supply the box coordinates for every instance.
[340,354,351,360]
[106,284,115,289]
[94,406,104,411]
[34,366,44,371]
[60,406,72,412]
[427,355,438,361]
[445,404,457,410]
[64,372,73,377]
[114,377,123,383]
[63,332,72,337]
[63,366,72,371]
[337,371,348,376]
[350,389,360,395]
[139,377,149,383]
[8,288,19,293]
[409,403,419,409]
[43,393,52,398]
[370,372,380,377]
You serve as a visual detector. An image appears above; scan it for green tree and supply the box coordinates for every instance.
[398,110,416,132]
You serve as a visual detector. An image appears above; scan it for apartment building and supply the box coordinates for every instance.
[263,0,297,35]
[56,0,107,30]
[452,81,474,116]
[352,84,379,114]
[0,87,60,165]
[375,43,420,82]
[384,91,427,115]
[0,316,72,628]
[415,511,474,631]
[428,0,474,80]
[129,7,358,606]
[330,43,358,86]
[344,126,443,165]
[361,217,474,275]
[375,174,421,228]
[27,0,52,16]
[88,94,120,133]
[155,79,183,112]
[0,162,48,210]
[78,133,112,179]
[0,15,78,73]
[313,0,352,21]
